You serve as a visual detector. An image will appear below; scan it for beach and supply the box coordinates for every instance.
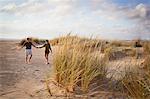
[0,40,53,99]
[0,40,148,99]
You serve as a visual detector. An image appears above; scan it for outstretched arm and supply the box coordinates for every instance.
[19,42,26,49]
[32,42,38,48]
[38,44,45,48]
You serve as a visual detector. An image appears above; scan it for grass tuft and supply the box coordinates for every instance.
[52,36,107,93]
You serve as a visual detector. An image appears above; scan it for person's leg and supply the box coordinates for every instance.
[26,55,28,63]
[29,54,32,63]
[45,53,47,63]
[45,53,49,64]
[28,49,32,63]
[47,53,49,64]
[26,49,29,63]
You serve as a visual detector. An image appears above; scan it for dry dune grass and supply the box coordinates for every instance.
[110,40,133,47]
[143,41,150,55]
[50,35,102,48]
[122,71,150,98]
[45,35,150,98]
[52,37,107,93]
[143,41,150,75]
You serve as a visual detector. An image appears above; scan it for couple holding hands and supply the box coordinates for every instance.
[20,38,52,64]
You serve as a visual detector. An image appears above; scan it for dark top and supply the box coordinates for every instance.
[24,42,33,49]
[40,43,52,53]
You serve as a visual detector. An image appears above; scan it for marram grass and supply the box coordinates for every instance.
[52,37,107,93]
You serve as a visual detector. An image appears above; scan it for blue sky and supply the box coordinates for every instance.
[112,0,150,5]
[0,0,150,40]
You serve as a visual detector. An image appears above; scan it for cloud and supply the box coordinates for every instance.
[0,0,78,16]
[126,3,150,20]
[124,3,150,37]
[0,0,149,39]
[0,1,49,15]
[90,1,150,39]
[0,3,17,13]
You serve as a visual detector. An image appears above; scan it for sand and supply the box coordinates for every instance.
[0,40,53,99]
[0,40,144,99]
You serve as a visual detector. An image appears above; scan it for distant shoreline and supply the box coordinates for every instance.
[0,35,150,42]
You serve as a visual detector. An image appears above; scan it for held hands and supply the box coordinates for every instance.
[36,46,40,48]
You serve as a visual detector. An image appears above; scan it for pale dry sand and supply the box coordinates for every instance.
[0,40,54,99]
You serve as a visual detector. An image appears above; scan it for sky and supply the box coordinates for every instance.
[0,0,150,40]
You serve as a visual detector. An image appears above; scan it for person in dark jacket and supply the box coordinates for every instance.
[21,38,37,64]
[38,40,52,64]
